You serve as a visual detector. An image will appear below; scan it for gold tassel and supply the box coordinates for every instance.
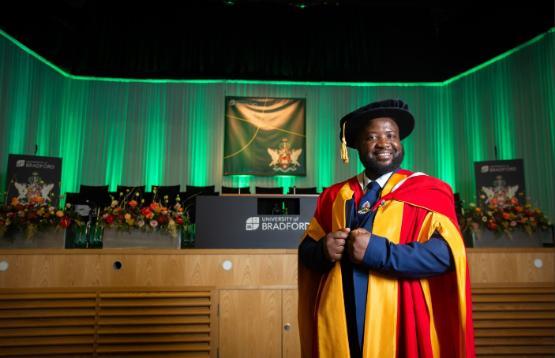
[340,121,349,164]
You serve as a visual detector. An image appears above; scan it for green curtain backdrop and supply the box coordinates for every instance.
[0,29,553,219]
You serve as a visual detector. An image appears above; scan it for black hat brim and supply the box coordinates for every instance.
[340,107,414,148]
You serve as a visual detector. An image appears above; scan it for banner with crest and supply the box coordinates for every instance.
[474,159,525,208]
[5,154,62,206]
[224,97,306,176]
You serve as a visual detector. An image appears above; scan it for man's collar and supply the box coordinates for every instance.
[358,171,394,191]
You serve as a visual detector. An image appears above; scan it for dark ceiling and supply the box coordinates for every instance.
[1,0,553,82]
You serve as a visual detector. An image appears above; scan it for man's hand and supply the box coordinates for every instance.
[323,228,351,262]
[348,228,371,264]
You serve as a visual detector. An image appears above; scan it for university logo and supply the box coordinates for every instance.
[267,138,302,173]
[245,217,260,231]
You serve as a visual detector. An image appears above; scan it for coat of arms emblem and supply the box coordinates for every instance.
[267,138,302,173]
[13,172,54,203]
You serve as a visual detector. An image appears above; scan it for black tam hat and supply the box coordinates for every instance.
[339,99,415,163]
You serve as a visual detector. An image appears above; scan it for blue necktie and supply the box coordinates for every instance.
[356,181,381,226]
[353,180,381,349]
[363,181,381,207]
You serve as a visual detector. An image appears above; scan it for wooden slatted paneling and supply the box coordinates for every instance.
[97,291,211,356]
[473,286,555,357]
[0,289,213,357]
[0,293,96,357]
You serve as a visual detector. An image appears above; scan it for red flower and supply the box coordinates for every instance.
[487,221,498,231]
[60,217,71,228]
[27,211,38,220]
[175,216,184,225]
[140,207,154,219]
[104,214,115,224]
[128,200,138,208]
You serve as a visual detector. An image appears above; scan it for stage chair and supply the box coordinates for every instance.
[183,185,217,223]
[221,186,251,194]
[287,186,317,194]
[116,185,146,202]
[64,192,83,206]
[142,192,154,206]
[152,185,181,207]
[79,185,110,208]
[255,186,283,194]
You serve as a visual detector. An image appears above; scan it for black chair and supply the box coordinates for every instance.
[64,192,83,206]
[142,192,154,206]
[152,185,181,206]
[255,186,283,194]
[79,185,110,208]
[454,192,464,222]
[287,186,318,195]
[116,185,145,201]
[183,185,217,223]
[221,186,251,194]
[185,185,215,195]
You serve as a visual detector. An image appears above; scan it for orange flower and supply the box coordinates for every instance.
[10,197,19,206]
[55,210,64,218]
[149,202,161,214]
[128,200,138,208]
[30,196,45,204]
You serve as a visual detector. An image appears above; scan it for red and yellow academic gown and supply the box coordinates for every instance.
[298,169,475,358]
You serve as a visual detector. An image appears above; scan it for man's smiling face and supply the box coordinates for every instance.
[357,117,404,179]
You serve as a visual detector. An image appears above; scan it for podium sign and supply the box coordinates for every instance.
[195,195,317,248]
[5,154,62,206]
[474,159,525,207]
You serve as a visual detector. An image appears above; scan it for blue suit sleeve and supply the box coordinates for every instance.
[361,233,453,279]
[298,236,334,272]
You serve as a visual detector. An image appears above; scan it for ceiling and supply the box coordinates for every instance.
[1,0,553,82]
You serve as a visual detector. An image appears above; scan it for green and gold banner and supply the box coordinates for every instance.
[224,97,306,176]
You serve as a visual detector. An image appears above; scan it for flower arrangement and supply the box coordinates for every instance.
[460,192,552,236]
[0,196,83,239]
[97,189,188,237]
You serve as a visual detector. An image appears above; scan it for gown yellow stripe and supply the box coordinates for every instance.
[317,182,354,357]
[417,212,440,358]
[331,182,354,232]
[363,200,404,358]
[361,172,407,358]
[305,216,326,242]
[431,213,469,357]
